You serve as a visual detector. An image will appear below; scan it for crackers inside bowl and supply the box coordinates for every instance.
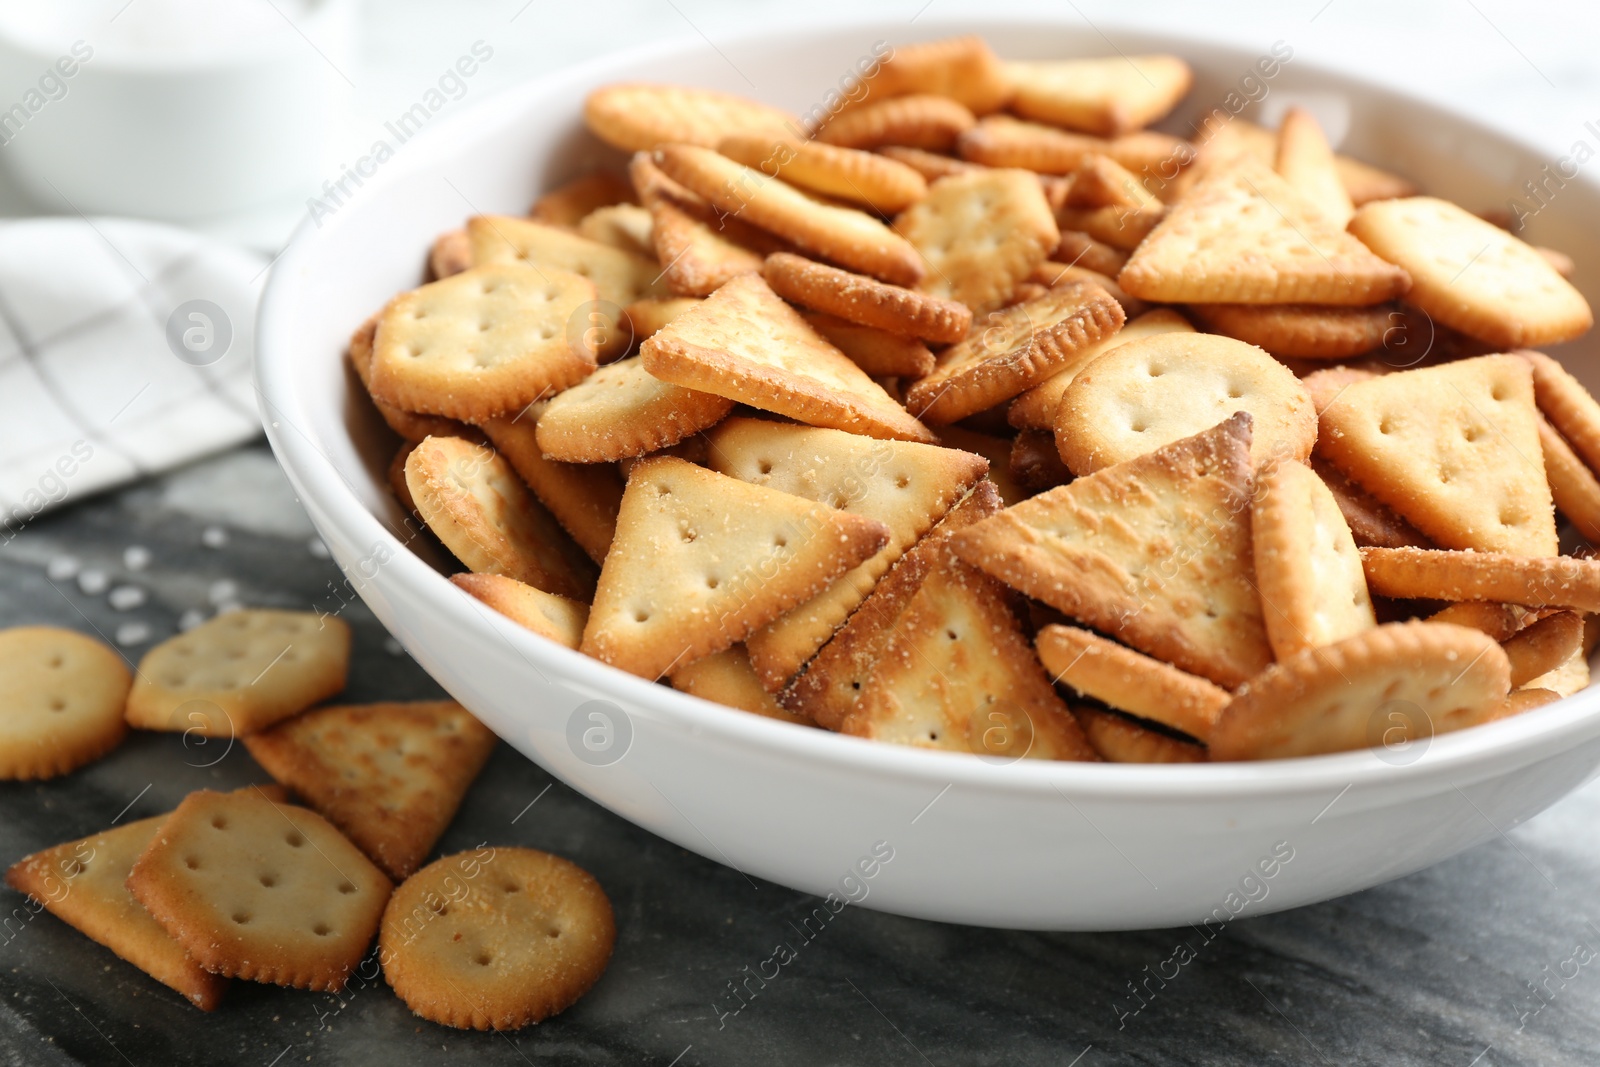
[257,19,1600,930]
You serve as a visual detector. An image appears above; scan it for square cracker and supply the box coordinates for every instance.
[579,457,890,680]
[893,169,1059,315]
[1005,55,1191,137]
[641,272,935,443]
[1317,354,1557,557]
[243,700,497,880]
[707,418,988,690]
[1349,197,1591,347]
[126,789,392,992]
[125,610,350,738]
[1118,158,1411,305]
[949,412,1273,688]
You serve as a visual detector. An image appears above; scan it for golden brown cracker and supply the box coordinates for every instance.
[1035,624,1230,743]
[579,457,890,680]
[1334,154,1418,206]
[1119,158,1411,305]
[853,35,1012,115]
[1054,229,1129,276]
[640,272,935,443]
[645,194,768,298]
[1252,459,1377,658]
[127,788,392,991]
[763,252,970,343]
[1538,414,1600,543]
[954,413,1271,686]
[533,355,734,463]
[1518,349,1600,475]
[935,427,1028,506]
[429,229,473,280]
[717,134,928,214]
[816,93,976,151]
[669,645,812,726]
[583,83,796,152]
[1274,106,1354,227]
[1312,455,1433,549]
[1349,197,1591,347]
[450,573,589,648]
[125,611,350,738]
[907,280,1124,425]
[466,215,668,321]
[800,310,936,379]
[894,168,1060,315]
[622,296,702,340]
[405,436,597,600]
[1500,610,1584,688]
[1072,707,1208,763]
[1055,331,1315,473]
[575,203,654,258]
[1006,55,1191,136]
[1030,260,1149,317]
[478,408,623,562]
[1188,303,1395,360]
[349,314,477,442]
[1317,354,1557,556]
[244,700,497,880]
[530,171,635,226]
[0,626,129,780]
[1009,428,1074,492]
[1209,621,1511,760]
[958,115,1188,176]
[380,847,614,1030]
[1065,153,1164,211]
[1008,307,1193,431]
[1361,546,1600,612]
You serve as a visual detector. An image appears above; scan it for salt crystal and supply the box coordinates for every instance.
[77,569,108,595]
[123,545,151,571]
[383,637,404,656]
[46,556,79,581]
[177,608,207,631]
[207,579,237,605]
[201,526,228,548]
[115,622,151,646]
[308,537,330,559]
[214,601,244,615]
[108,586,146,611]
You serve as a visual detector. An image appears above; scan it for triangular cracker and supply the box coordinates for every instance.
[1118,158,1411,305]
[893,169,1059,315]
[6,813,227,1009]
[838,525,1097,762]
[949,412,1273,687]
[1317,354,1557,556]
[579,457,891,679]
[1005,55,1192,137]
[243,700,497,880]
[706,418,989,689]
[783,482,1001,726]
[640,272,935,443]
[1274,106,1354,227]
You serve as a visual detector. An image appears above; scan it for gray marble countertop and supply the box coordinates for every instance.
[2,444,1598,1066]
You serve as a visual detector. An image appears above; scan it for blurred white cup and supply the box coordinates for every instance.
[0,0,356,222]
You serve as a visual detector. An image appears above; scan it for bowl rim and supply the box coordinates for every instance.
[257,12,1600,802]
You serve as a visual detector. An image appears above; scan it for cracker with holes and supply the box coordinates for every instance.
[3,785,285,1011]
[1360,547,1600,612]
[126,789,392,991]
[530,171,635,226]
[854,35,1011,115]
[451,573,589,649]
[1252,459,1377,658]
[1034,624,1231,744]
[532,356,735,463]
[717,134,928,214]
[652,145,925,285]
[1119,159,1410,305]
[906,280,1124,425]
[579,457,890,680]
[669,646,811,725]
[817,94,977,152]
[783,484,1001,726]
[1073,707,1208,763]
[893,168,1059,315]
[380,847,614,1030]
[800,310,936,378]
[640,273,935,442]
[1349,197,1591,347]
[958,115,1188,176]
[1008,308,1193,431]
[1317,354,1556,556]
[348,314,474,442]
[368,264,598,422]
[707,418,989,689]
[466,216,667,358]
[125,611,350,738]
[763,252,971,344]
[1006,54,1191,136]
[1055,331,1315,473]
[478,408,624,562]
[1274,106,1354,227]
[0,626,130,780]
[405,435,597,600]
[244,701,497,880]
[583,83,797,152]
[838,526,1097,762]
[952,414,1272,687]
[1209,622,1511,760]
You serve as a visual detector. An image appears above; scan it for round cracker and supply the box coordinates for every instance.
[0,627,130,780]
[582,83,796,152]
[763,252,971,344]
[1055,332,1315,473]
[1209,621,1512,761]
[380,848,615,1030]
[534,356,734,463]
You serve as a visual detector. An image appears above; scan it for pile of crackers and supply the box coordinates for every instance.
[1,614,613,1027]
[351,34,1598,765]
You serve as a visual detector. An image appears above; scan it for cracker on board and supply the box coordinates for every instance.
[0,626,130,781]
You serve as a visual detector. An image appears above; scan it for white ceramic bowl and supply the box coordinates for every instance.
[257,16,1600,930]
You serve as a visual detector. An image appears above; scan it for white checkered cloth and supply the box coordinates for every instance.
[0,218,265,526]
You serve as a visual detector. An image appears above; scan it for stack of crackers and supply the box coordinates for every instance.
[2,612,613,1027]
[348,34,1596,768]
